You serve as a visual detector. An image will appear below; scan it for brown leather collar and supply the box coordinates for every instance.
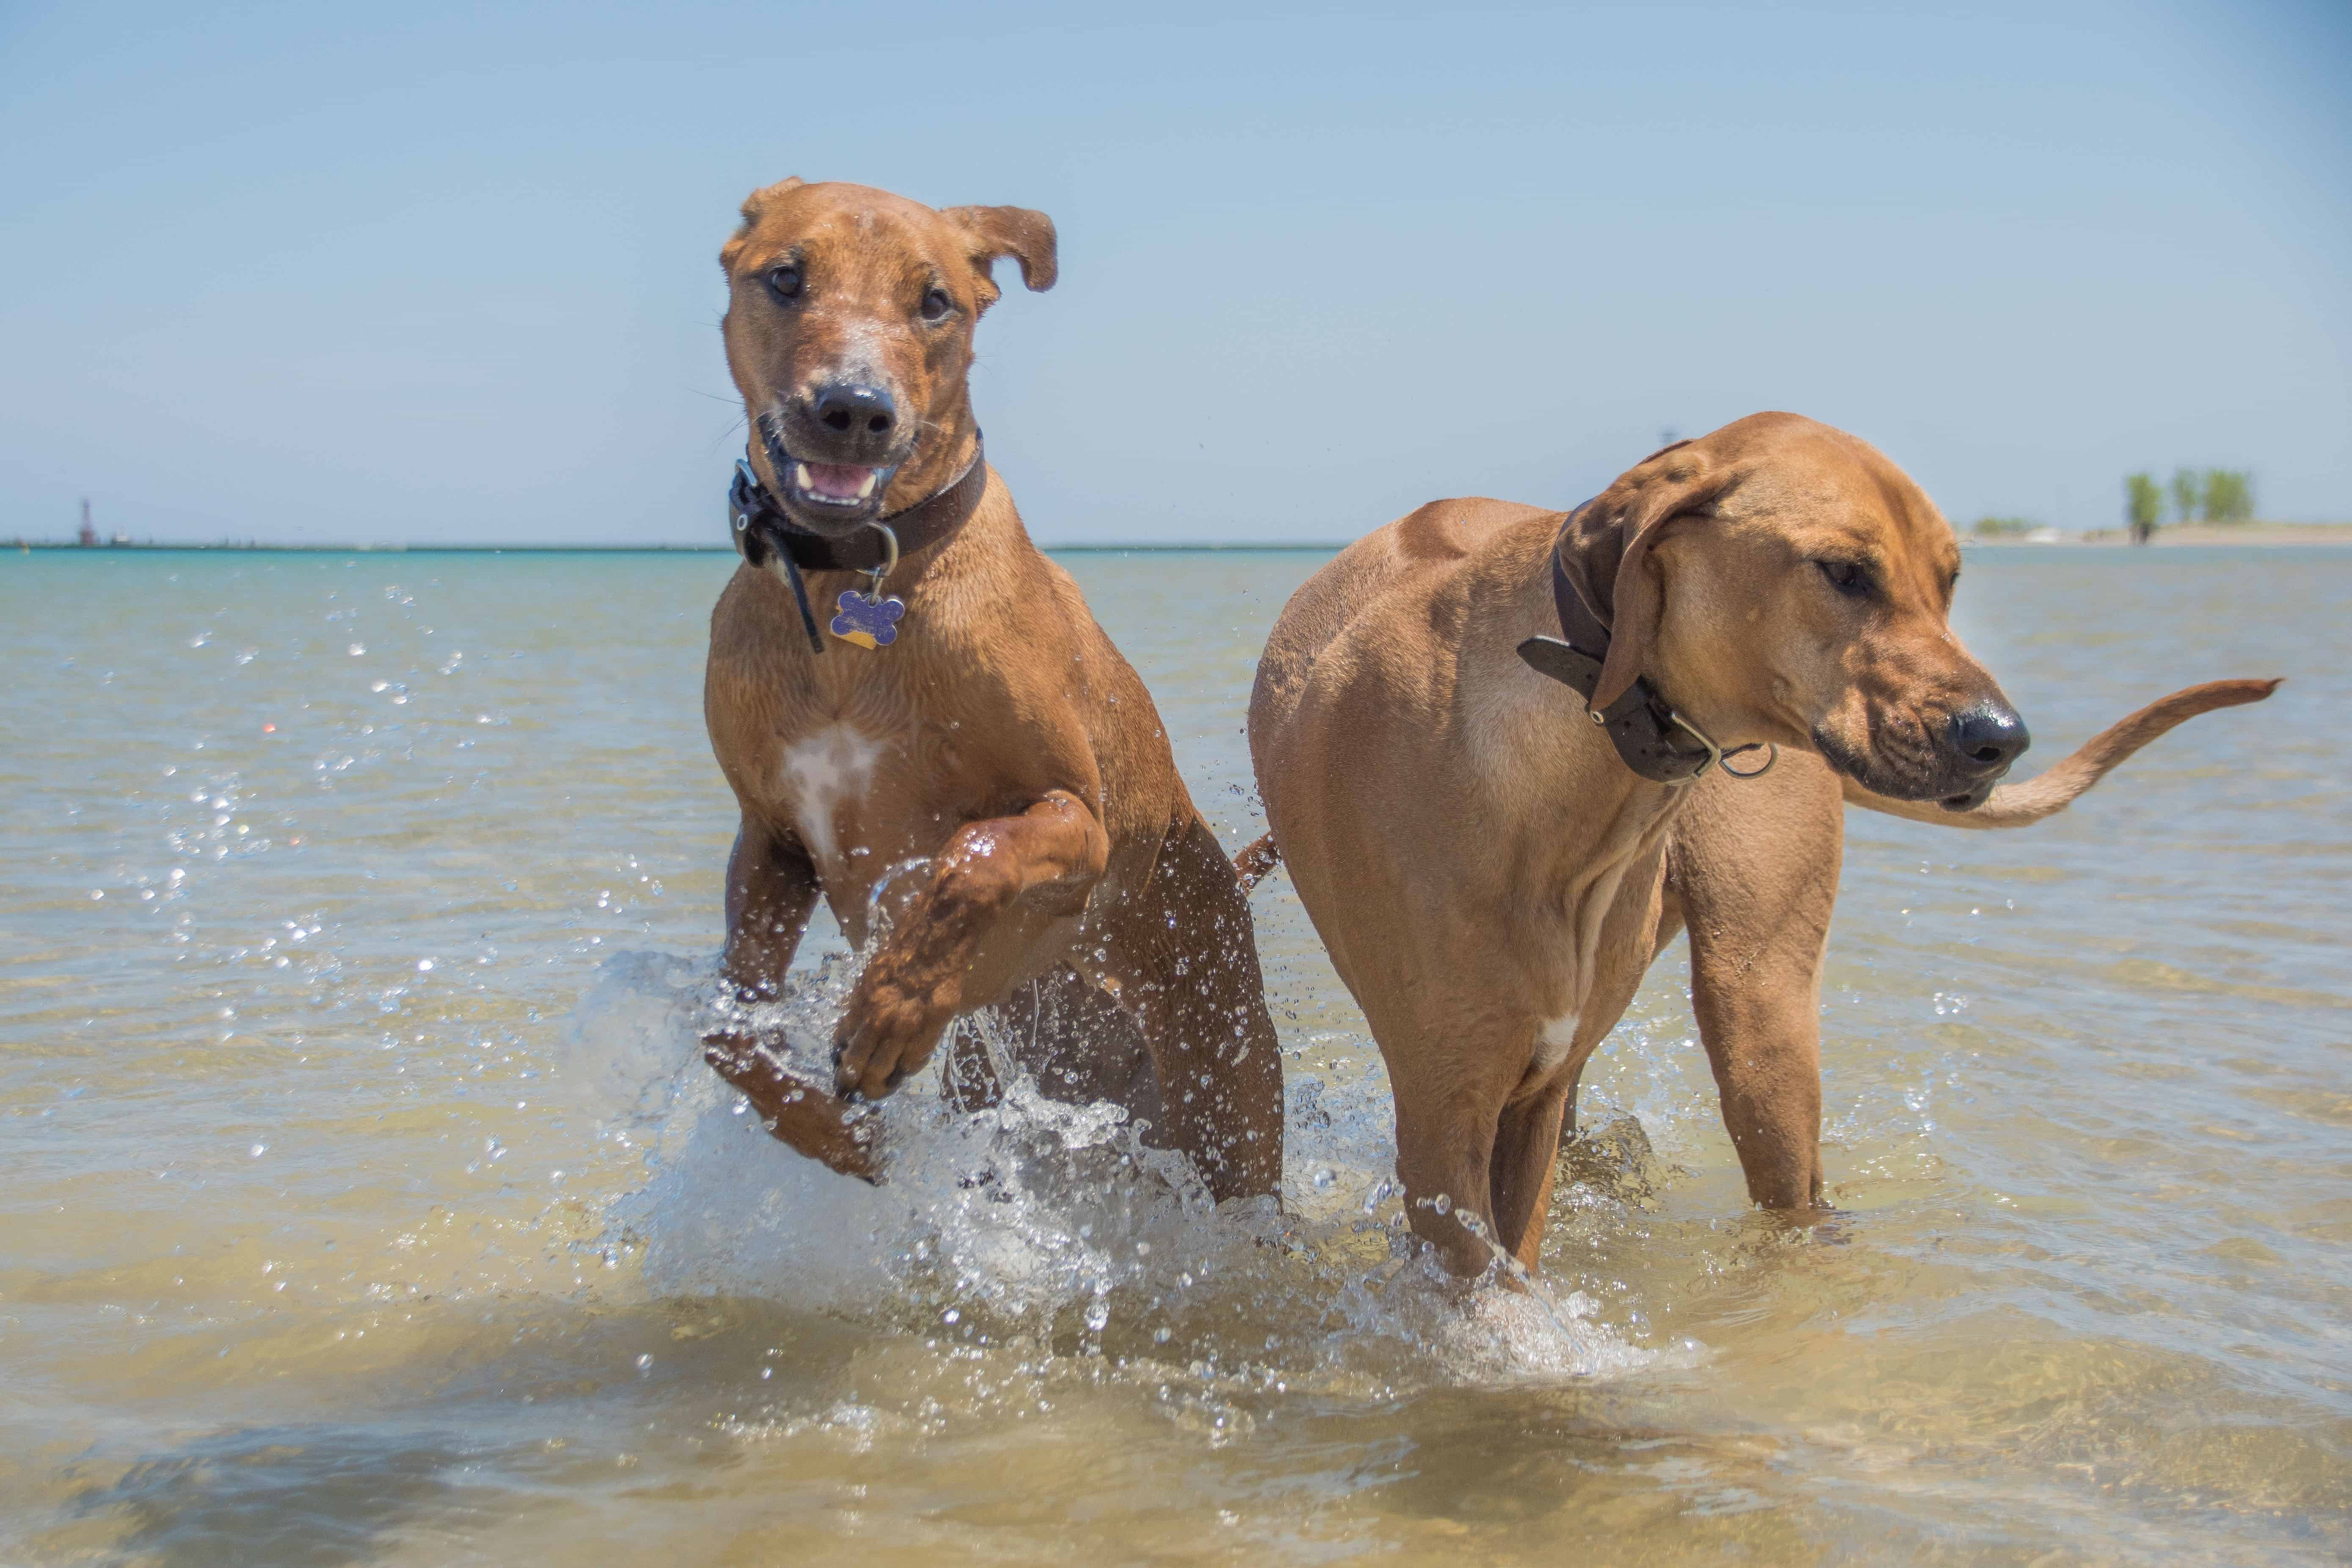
[729,439,988,574]
[1516,500,1771,784]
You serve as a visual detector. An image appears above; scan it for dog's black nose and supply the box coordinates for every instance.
[1947,702,2030,774]
[811,380,896,438]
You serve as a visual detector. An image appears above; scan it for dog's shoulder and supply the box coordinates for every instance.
[1391,496,1553,565]
[1282,497,1558,660]
[704,562,799,680]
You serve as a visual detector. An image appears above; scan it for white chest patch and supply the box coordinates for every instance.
[1533,1011,1581,1075]
[778,725,885,866]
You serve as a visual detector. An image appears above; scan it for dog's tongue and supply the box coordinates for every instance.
[804,462,874,500]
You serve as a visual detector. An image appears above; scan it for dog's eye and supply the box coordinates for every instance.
[1816,559,1873,598]
[918,287,953,322]
[765,264,803,302]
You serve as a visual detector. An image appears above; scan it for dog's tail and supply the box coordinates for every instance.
[1234,832,1282,892]
[1842,677,2281,830]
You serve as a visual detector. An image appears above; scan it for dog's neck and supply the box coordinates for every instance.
[732,438,988,573]
[1477,523,1696,1022]
[729,430,995,656]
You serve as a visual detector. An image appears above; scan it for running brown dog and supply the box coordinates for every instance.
[1246,412,2275,1274]
[699,178,1283,1200]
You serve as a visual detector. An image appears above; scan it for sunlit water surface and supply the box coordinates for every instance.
[2,544,2346,1565]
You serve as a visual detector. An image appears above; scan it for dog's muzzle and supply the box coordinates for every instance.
[757,414,903,530]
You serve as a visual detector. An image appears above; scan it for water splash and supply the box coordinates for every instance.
[556,950,1666,1394]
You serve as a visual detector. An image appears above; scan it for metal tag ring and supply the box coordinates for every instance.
[860,521,901,603]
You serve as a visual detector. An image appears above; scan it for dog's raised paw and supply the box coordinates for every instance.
[832,977,953,1100]
[709,1045,885,1182]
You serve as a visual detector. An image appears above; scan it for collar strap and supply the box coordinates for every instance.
[1516,501,1766,785]
[729,439,988,575]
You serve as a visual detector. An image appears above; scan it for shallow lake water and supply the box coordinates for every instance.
[2,542,2346,1565]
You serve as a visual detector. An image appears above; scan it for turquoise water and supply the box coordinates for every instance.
[1,544,2346,1564]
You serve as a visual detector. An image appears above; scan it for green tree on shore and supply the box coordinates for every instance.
[1972,515,2038,538]
[2126,472,2162,545]
[2202,468,2254,523]
[2170,467,2201,524]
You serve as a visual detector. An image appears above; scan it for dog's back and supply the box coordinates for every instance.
[1250,500,1547,753]
[1248,496,1555,849]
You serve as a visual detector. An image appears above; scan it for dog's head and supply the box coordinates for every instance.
[1558,412,2029,808]
[720,178,1056,533]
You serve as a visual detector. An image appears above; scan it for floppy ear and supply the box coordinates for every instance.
[1557,444,1729,711]
[720,176,803,270]
[942,204,1058,293]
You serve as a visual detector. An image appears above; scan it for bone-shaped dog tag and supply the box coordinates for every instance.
[830,591,905,649]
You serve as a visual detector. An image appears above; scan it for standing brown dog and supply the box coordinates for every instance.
[1246,413,2275,1275]
[699,179,1283,1201]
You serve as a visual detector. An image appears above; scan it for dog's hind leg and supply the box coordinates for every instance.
[1096,814,1286,1205]
[946,965,1164,1131]
[1669,758,1843,1210]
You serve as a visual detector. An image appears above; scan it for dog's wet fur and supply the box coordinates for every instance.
[1246,412,2277,1275]
[701,180,1283,1200]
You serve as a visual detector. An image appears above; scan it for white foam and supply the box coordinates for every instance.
[555,950,1672,1388]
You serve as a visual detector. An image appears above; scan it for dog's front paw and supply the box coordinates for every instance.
[832,972,954,1100]
[703,1029,884,1183]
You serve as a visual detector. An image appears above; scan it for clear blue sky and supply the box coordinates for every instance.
[2,1,2346,545]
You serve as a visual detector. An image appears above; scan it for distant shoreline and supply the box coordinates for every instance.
[3,540,1351,555]
[9,528,2350,555]
[2056,523,2352,547]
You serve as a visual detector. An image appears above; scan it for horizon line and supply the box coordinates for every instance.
[3,540,1357,555]
[8,526,2350,557]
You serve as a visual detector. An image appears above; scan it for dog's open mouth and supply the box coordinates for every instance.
[795,461,882,507]
[758,419,900,527]
[778,457,899,525]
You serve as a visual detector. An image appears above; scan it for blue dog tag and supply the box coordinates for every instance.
[830,591,905,649]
